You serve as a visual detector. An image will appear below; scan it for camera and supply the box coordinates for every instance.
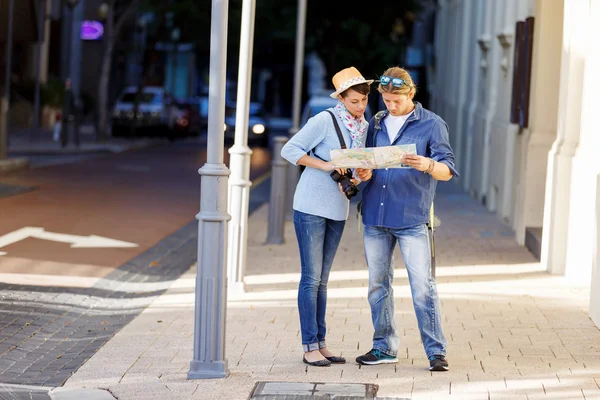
[330,169,359,199]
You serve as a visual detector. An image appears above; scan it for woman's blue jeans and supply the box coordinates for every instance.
[293,210,345,352]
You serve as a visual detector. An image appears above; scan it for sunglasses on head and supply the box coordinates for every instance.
[379,76,411,88]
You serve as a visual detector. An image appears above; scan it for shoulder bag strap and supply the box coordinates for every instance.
[325,110,347,149]
[310,110,347,162]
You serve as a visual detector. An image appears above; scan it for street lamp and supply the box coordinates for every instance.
[136,15,148,87]
[0,0,15,160]
[98,2,108,19]
[59,0,82,147]
[170,27,180,97]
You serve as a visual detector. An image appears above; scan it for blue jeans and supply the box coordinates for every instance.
[294,210,345,352]
[363,224,446,358]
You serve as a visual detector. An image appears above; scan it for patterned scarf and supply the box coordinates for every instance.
[334,101,368,149]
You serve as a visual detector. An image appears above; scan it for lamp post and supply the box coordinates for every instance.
[60,0,81,148]
[32,0,47,131]
[285,0,307,219]
[165,11,179,98]
[227,0,256,295]
[136,16,147,88]
[188,0,230,380]
[130,14,147,138]
[170,27,180,98]
[0,0,15,160]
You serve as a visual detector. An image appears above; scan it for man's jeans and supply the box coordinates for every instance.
[294,210,345,352]
[363,224,446,358]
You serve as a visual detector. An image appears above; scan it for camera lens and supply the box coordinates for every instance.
[330,169,358,199]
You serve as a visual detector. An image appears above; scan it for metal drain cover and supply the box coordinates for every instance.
[249,382,378,399]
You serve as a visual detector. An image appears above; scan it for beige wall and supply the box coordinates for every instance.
[514,0,563,245]
[434,0,600,327]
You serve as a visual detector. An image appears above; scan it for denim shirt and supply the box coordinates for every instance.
[361,102,459,229]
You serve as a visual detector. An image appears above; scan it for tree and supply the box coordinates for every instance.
[96,0,140,142]
[133,0,422,117]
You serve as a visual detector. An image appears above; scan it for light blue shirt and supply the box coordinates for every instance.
[281,109,357,221]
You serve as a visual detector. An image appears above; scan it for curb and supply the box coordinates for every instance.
[49,387,116,400]
[7,139,165,156]
[0,157,30,173]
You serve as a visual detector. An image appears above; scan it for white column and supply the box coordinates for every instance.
[514,1,562,245]
[463,0,485,191]
[453,0,474,179]
[444,0,459,142]
[432,0,448,113]
[443,0,457,159]
[563,0,600,284]
[592,174,600,326]
[469,0,496,203]
[484,0,514,215]
[227,0,256,296]
[437,0,452,118]
[448,1,460,124]
[491,0,521,224]
[541,0,588,276]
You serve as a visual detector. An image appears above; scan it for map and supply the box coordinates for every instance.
[330,144,417,169]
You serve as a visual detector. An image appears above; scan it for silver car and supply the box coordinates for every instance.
[300,95,373,127]
[111,86,176,137]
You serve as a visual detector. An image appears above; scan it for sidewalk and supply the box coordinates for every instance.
[1,126,167,173]
[7,127,164,155]
[63,182,600,400]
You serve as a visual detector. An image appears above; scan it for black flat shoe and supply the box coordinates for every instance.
[325,356,346,364]
[303,356,331,367]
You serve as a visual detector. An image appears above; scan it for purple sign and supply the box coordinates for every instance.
[81,20,104,40]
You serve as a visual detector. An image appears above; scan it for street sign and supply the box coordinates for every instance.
[0,227,138,256]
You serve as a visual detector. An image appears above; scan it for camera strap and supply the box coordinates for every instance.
[325,110,347,150]
[308,110,348,162]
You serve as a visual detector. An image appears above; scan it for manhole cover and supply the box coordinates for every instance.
[249,382,378,399]
[0,183,38,199]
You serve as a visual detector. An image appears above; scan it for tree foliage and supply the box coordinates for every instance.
[142,0,423,83]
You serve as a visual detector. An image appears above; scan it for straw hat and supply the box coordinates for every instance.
[329,67,374,98]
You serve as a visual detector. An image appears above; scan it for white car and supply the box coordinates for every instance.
[111,86,177,137]
[224,101,269,146]
[300,94,373,128]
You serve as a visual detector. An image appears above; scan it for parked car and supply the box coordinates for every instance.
[188,95,209,133]
[172,101,201,136]
[300,94,373,128]
[111,86,177,138]
[224,101,268,146]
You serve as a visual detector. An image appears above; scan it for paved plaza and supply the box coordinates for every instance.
[60,181,600,399]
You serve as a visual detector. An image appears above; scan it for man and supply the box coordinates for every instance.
[355,66,458,371]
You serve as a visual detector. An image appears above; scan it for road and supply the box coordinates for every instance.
[0,138,273,388]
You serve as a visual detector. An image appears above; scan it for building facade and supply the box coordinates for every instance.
[431,0,600,326]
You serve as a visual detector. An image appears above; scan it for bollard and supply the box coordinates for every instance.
[266,136,289,244]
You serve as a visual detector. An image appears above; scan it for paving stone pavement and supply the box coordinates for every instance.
[62,180,600,400]
[0,175,271,393]
[0,220,198,387]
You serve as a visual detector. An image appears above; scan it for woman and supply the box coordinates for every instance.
[281,66,372,367]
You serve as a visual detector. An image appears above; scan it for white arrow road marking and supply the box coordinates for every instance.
[0,227,138,256]
[0,227,43,249]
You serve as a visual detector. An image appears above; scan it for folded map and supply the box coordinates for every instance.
[330,144,417,169]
